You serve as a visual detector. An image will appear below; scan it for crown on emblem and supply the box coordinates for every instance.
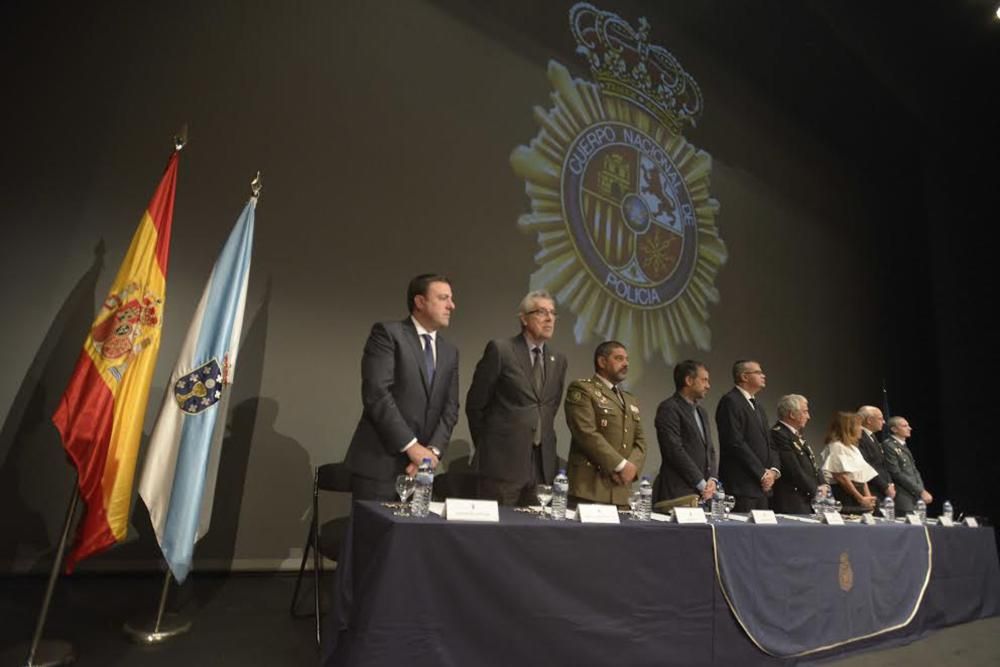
[570,3,703,134]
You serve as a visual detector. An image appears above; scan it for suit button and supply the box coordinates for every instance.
[624,428,628,433]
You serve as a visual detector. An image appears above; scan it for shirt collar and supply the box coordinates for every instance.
[595,374,615,391]
[736,385,754,403]
[411,316,436,341]
[779,420,799,436]
[522,332,545,351]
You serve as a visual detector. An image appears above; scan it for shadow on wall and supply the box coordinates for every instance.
[0,242,105,573]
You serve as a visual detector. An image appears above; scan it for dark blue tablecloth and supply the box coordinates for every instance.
[323,504,1000,667]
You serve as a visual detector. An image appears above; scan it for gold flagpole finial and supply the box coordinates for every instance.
[174,124,189,151]
[250,171,262,199]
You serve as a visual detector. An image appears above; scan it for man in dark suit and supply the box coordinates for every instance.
[716,360,780,512]
[770,394,827,514]
[654,360,717,504]
[881,416,932,514]
[564,341,647,507]
[466,290,568,505]
[344,274,459,500]
[857,405,895,501]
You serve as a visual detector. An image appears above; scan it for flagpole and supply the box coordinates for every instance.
[122,569,191,644]
[2,485,81,667]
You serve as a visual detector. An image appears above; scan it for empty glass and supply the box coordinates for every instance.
[628,491,641,519]
[535,484,553,518]
[394,474,416,516]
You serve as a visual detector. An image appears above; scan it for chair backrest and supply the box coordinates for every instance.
[316,462,352,493]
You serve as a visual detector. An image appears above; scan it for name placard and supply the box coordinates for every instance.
[964,517,979,528]
[673,507,708,524]
[443,499,499,522]
[428,501,445,517]
[906,514,923,526]
[750,510,778,525]
[577,503,621,524]
[822,512,844,525]
[938,516,954,527]
[861,513,877,525]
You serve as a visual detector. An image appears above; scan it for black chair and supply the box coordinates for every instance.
[290,461,352,647]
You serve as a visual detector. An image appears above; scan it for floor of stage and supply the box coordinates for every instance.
[1,572,998,666]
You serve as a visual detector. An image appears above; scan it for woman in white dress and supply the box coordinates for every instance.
[821,412,878,512]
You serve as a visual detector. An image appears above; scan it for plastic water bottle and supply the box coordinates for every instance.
[711,489,725,522]
[942,500,953,522]
[551,469,569,521]
[411,458,434,518]
[637,477,652,521]
[881,497,895,522]
[915,498,927,523]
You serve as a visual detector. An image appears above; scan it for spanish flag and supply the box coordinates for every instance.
[53,150,179,571]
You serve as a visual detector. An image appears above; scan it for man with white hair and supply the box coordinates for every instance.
[770,394,827,514]
[467,290,568,505]
[857,405,895,501]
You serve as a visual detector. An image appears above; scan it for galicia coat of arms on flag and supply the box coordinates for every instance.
[511,3,728,377]
[174,359,225,414]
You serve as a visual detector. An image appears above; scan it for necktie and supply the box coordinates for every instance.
[421,333,435,384]
[693,405,706,441]
[613,384,625,408]
[531,346,544,395]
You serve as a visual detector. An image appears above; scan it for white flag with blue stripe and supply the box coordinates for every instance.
[139,197,255,583]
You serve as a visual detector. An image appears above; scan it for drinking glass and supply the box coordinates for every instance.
[628,491,640,519]
[723,495,736,518]
[394,474,415,516]
[535,484,553,519]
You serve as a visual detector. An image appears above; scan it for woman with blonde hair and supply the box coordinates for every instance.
[820,412,878,513]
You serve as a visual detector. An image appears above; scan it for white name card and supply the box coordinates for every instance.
[964,517,979,528]
[822,512,844,525]
[906,514,923,525]
[938,516,955,527]
[650,512,672,522]
[861,513,877,525]
[443,498,499,522]
[576,503,621,524]
[750,510,778,525]
[673,507,708,524]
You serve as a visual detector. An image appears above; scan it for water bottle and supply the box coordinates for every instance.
[881,497,895,522]
[637,477,652,521]
[411,458,434,518]
[942,500,953,522]
[915,498,927,523]
[551,469,569,521]
[711,489,725,522]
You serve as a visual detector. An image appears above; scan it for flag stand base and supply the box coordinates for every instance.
[122,569,190,645]
[122,614,192,645]
[2,639,75,666]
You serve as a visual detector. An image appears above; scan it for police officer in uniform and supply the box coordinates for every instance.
[564,341,647,507]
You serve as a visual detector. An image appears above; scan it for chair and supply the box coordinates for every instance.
[289,461,352,647]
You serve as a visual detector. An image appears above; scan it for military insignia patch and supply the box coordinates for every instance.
[174,358,225,415]
[511,3,727,378]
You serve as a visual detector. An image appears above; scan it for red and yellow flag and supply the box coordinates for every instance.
[53,151,179,571]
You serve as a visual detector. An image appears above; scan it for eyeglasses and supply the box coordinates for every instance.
[527,308,558,319]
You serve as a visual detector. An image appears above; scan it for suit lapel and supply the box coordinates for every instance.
[402,318,431,394]
[592,375,623,413]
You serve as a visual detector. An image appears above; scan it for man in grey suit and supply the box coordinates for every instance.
[857,405,895,501]
[467,290,568,505]
[881,416,933,514]
[345,274,459,500]
[654,360,718,504]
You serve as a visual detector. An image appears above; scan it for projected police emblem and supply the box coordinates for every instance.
[511,3,727,374]
[174,358,225,415]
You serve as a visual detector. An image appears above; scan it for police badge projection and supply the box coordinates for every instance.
[512,3,727,372]
[564,121,698,309]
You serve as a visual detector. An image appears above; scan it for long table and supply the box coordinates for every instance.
[323,503,1000,666]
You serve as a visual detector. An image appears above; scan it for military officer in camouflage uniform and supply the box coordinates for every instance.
[564,341,647,506]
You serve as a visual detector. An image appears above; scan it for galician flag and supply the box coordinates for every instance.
[53,150,179,571]
[139,194,256,583]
